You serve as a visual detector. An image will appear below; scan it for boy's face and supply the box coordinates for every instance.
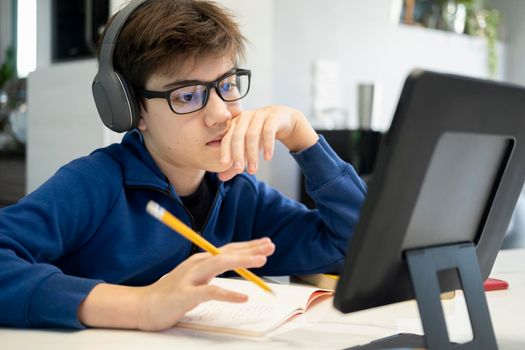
[138,55,242,176]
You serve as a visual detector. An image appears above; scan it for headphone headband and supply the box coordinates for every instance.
[92,0,148,132]
[97,0,146,71]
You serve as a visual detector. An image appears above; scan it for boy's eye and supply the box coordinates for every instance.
[220,80,238,93]
[171,85,205,105]
[172,92,196,103]
[182,93,194,102]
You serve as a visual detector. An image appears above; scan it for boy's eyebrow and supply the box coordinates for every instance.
[162,67,237,89]
[162,79,201,89]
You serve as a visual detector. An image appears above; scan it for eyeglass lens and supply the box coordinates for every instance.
[169,72,250,114]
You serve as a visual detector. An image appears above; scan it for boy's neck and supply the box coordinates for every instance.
[146,147,206,196]
[167,169,206,197]
[139,132,206,196]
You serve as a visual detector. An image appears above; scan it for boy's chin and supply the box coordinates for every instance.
[207,162,234,174]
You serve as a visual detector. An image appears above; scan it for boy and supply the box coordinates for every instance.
[0,0,366,331]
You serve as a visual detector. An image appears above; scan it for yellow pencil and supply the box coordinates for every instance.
[146,200,274,294]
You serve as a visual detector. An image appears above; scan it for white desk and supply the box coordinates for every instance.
[1,248,524,350]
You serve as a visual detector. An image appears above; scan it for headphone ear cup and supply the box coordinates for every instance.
[92,71,139,132]
[116,72,140,130]
[92,0,147,132]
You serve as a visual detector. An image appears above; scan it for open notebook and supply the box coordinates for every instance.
[176,277,333,336]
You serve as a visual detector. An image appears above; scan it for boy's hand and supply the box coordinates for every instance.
[218,105,319,182]
[135,237,274,331]
[78,237,275,331]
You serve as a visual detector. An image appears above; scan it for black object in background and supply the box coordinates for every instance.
[300,129,382,209]
[335,70,525,349]
[0,154,26,208]
[52,0,109,62]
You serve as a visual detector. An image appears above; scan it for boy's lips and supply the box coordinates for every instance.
[206,133,226,146]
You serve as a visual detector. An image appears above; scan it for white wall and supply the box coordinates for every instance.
[498,0,525,86]
[273,0,505,132]
[35,0,51,69]
[27,0,121,192]
[270,0,507,199]
[27,60,104,191]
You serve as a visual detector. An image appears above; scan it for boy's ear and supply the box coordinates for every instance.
[138,115,147,131]
[137,102,148,131]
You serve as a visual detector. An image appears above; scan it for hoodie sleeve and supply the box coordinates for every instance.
[0,154,120,328]
[250,135,367,275]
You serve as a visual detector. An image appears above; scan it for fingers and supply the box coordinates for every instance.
[177,239,274,284]
[219,109,276,179]
[189,253,267,285]
[244,112,265,174]
[261,117,278,161]
[220,237,275,256]
[217,166,240,182]
[230,111,252,172]
[220,117,237,166]
[194,285,248,305]
[219,106,302,179]
[163,252,210,279]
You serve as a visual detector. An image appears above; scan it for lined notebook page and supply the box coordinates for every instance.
[177,277,332,336]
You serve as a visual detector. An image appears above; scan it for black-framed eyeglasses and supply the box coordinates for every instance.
[138,68,251,115]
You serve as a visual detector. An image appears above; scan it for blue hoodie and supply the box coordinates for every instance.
[0,130,366,329]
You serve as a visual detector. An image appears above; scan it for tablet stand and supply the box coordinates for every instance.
[348,243,498,350]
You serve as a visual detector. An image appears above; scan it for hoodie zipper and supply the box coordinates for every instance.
[198,183,222,240]
[126,182,222,256]
[188,180,223,255]
[126,185,198,253]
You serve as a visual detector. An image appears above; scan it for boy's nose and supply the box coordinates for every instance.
[203,90,232,126]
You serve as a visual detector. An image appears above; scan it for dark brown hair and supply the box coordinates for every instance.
[102,0,247,105]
